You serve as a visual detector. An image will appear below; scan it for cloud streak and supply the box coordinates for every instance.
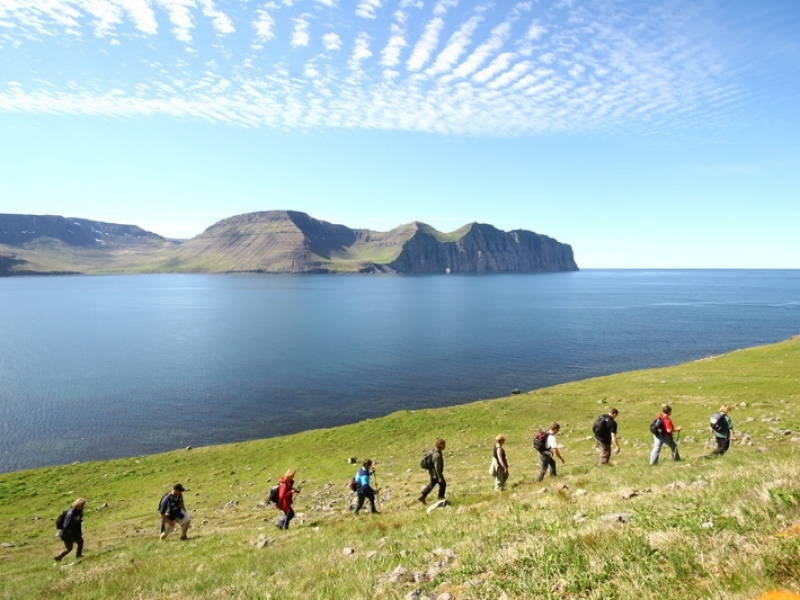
[0,0,750,137]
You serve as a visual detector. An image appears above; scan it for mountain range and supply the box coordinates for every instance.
[0,211,578,275]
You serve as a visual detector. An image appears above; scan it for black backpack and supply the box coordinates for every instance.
[348,477,358,492]
[419,452,434,470]
[532,430,549,452]
[267,484,280,504]
[709,412,726,432]
[55,509,68,530]
[649,417,664,436]
[593,415,610,438]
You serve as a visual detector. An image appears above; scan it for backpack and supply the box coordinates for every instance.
[267,484,280,504]
[55,509,68,530]
[593,415,610,438]
[348,477,358,492]
[532,430,549,452]
[649,417,664,436]
[709,412,726,432]
[420,451,434,470]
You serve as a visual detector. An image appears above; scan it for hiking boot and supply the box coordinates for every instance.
[179,536,188,541]
[371,510,380,514]
[417,496,426,505]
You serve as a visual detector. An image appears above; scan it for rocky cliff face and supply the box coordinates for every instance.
[0,211,578,275]
[388,222,577,273]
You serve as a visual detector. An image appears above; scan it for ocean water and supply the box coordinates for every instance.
[0,269,798,472]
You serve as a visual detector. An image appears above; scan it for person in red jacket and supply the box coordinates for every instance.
[649,404,683,465]
[276,469,300,529]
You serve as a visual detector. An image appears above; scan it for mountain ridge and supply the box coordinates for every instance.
[0,210,578,275]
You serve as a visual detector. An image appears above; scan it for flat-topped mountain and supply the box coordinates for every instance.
[0,211,578,275]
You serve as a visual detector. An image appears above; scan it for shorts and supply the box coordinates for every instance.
[161,510,191,536]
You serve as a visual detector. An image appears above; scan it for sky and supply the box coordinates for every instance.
[1,0,799,268]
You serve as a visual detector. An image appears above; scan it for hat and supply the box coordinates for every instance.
[173,483,187,492]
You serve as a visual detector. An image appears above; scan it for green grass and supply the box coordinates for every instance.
[1,337,799,599]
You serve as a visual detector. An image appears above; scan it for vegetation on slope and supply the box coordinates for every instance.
[1,338,799,599]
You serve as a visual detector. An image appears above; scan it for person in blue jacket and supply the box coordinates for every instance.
[353,459,380,515]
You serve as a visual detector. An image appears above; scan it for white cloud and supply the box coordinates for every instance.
[253,8,275,41]
[472,52,516,84]
[199,0,235,35]
[0,0,753,138]
[451,21,512,79]
[157,0,196,44]
[349,32,372,70]
[487,59,531,89]
[381,22,407,67]
[426,16,481,76]
[355,0,383,20]
[407,16,444,72]
[322,31,341,50]
[291,17,310,47]
[526,23,547,41]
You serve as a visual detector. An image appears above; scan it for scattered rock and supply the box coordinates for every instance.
[1,542,15,547]
[348,457,358,464]
[343,547,356,556]
[600,513,633,523]
[511,389,521,395]
[388,565,410,583]
[223,501,239,510]
[426,499,450,514]
[255,535,272,549]
[620,489,638,500]
[405,590,434,600]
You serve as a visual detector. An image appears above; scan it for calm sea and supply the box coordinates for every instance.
[1,269,798,472]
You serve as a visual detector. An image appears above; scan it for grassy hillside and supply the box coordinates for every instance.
[1,337,799,599]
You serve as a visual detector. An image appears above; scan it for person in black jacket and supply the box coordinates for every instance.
[54,498,86,561]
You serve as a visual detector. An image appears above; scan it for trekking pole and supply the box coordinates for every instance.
[372,469,380,510]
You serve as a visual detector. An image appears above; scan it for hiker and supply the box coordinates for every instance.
[54,498,85,561]
[649,404,682,465]
[593,407,621,465]
[534,423,565,482]
[710,405,736,455]
[276,468,301,529]
[159,483,191,541]
[491,434,509,491]
[418,438,446,504]
[353,459,380,514]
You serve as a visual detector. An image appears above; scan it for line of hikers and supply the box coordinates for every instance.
[496,403,737,489]
[52,406,736,559]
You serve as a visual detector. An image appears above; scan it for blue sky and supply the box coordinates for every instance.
[1,0,798,268]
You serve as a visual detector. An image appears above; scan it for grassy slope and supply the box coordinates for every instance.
[1,338,799,599]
